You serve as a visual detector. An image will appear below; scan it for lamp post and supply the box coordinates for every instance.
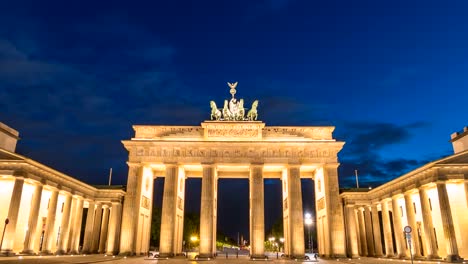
[0,218,9,254]
[190,235,198,251]
[304,213,313,253]
[279,237,284,253]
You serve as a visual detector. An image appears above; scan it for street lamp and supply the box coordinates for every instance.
[190,235,198,251]
[304,213,313,253]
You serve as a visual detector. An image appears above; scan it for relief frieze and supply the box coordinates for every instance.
[132,145,339,159]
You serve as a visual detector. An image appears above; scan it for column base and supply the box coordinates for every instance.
[425,254,440,260]
[0,249,15,256]
[158,252,175,258]
[118,251,136,256]
[196,253,214,260]
[250,254,267,260]
[40,250,54,255]
[55,249,67,255]
[446,255,463,263]
[20,249,37,255]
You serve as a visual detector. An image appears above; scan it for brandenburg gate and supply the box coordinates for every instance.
[119,83,347,259]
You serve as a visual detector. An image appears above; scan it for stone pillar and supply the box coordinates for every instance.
[371,204,383,257]
[41,188,59,254]
[381,199,394,257]
[357,208,368,256]
[249,164,265,258]
[418,187,438,259]
[436,182,461,262]
[56,193,72,254]
[322,164,346,257]
[106,202,122,255]
[465,182,468,211]
[287,164,305,258]
[159,164,179,257]
[21,183,43,254]
[199,163,216,258]
[91,203,103,253]
[98,206,110,253]
[119,163,141,255]
[404,192,421,258]
[391,195,406,258]
[81,201,95,254]
[70,198,84,254]
[344,205,359,257]
[1,177,24,254]
[364,206,375,256]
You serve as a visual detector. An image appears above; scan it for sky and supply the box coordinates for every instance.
[1,0,468,240]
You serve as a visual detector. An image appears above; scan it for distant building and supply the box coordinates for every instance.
[341,126,468,262]
[0,122,124,255]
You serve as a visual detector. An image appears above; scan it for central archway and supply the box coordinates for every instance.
[119,120,345,258]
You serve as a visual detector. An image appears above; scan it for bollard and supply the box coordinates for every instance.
[236,249,239,258]
[226,251,228,259]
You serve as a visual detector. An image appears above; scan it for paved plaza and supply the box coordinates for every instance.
[0,255,464,264]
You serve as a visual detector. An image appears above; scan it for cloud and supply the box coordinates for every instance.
[0,19,200,184]
[335,121,435,187]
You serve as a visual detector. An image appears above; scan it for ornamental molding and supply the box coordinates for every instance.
[132,124,336,141]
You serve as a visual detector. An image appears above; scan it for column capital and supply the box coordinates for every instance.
[126,162,142,168]
[250,163,264,168]
[287,163,301,168]
[164,162,179,167]
[12,170,27,178]
[201,162,215,167]
[322,163,340,169]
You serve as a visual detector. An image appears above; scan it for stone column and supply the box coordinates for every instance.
[199,163,216,258]
[70,198,84,254]
[391,195,406,258]
[81,201,95,254]
[249,164,265,258]
[91,203,103,253]
[56,193,72,254]
[371,204,383,257]
[106,202,122,255]
[465,182,468,212]
[287,165,305,258]
[99,206,110,253]
[364,206,375,256]
[357,208,368,256]
[159,164,179,257]
[381,199,394,257]
[436,182,461,262]
[41,188,59,254]
[418,187,438,259]
[1,177,24,254]
[119,163,141,255]
[21,183,43,254]
[322,164,346,257]
[404,192,421,258]
[344,205,359,257]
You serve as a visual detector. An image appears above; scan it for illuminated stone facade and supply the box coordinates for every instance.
[120,121,346,258]
[341,126,468,262]
[0,122,125,255]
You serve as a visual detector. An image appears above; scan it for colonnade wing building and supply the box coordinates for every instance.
[341,127,468,262]
[0,122,125,255]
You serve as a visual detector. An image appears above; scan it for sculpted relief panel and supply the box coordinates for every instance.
[128,144,341,163]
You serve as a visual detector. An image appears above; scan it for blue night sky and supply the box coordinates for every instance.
[1,0,468,239]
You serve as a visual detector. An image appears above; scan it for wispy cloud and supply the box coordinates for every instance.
[335,121,440,187]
